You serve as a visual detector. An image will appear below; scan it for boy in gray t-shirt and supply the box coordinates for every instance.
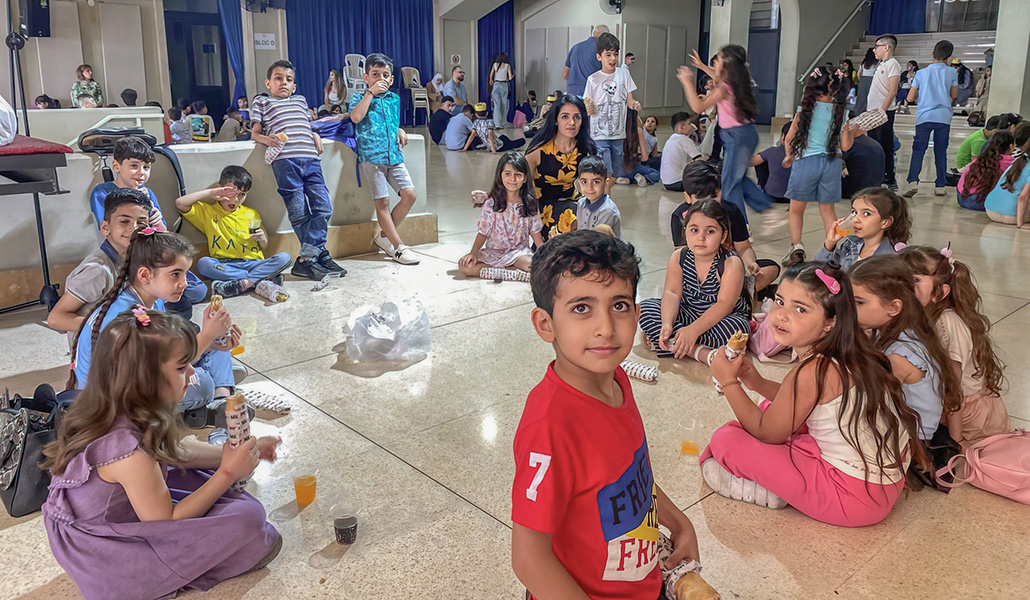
[575,156,622,239]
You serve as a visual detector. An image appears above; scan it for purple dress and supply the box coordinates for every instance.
[42,418,279,600]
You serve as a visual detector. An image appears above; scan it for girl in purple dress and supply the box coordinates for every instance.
[42,309,281,600]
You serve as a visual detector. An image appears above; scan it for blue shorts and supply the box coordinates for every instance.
[785,154,842,204]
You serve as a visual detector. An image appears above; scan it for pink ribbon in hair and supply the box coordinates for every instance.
[815,268,840,295]
[940,243,955,270]
[811,68,822,78]
[131,305,151,326]
[894,242,907,252]
[139,226,157,236]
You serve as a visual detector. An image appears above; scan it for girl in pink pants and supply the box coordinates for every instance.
[702,262,925,527]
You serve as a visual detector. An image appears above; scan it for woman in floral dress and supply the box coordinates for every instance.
[526,95,596,240]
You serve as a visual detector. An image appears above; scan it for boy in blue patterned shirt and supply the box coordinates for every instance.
[349,53,420,266]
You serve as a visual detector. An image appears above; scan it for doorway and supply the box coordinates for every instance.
[164,10,230,127]
[748,1,780,125]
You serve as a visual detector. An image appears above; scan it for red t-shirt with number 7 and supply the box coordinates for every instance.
[511,363,661,600]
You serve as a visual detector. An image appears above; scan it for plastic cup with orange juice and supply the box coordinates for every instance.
[834,212,855,238]
[294,473,317,507]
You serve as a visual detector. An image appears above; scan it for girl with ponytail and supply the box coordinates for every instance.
[68,228,239,416]
[984,136,1030,227]
[957,129,1013,211]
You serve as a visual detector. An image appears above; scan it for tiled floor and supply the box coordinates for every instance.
[2,112,1029,599]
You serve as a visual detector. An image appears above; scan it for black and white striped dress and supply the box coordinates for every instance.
[638,246,751,357]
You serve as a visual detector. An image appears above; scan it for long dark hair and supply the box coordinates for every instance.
[862,48,877,70]
[840,59,856,80]
[1002,137,1030,193]
[717,45,758,122]
[68,230,195,389]
[527,94,596,156]
[488,151,538,217]
[790,68,849,159]
[965,130,1013,195]
[43,310,197,475]
[850,256,963,418]
[623,109,642,170]
[783,262,928,484]
[898,246,1006,397]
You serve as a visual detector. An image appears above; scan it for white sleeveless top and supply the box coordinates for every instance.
[492,62,512,82]
[806,391,909,485]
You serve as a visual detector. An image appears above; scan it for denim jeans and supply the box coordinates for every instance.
[165,271,207,322]
[596,139,625,179]
[720,124,769,219]
[956,190,986,211]
[196,252,292,282]
[624,163,660,184]
[491,81,510,128]
[271,157,333,259]
[195,348,234,389]
[907,122,950,188]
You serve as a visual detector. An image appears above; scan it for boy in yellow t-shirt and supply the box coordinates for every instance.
[175,165,291,297]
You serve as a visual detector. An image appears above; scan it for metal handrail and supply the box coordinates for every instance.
[797,0,871,83]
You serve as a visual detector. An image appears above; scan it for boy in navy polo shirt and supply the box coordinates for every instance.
[349,53,420,266]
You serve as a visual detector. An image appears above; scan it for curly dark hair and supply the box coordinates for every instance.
[790,68,849,159]
[531,230,640,315]
[963,130,1013,197]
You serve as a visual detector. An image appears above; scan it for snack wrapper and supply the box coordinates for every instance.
[659,532,720,599]
[225,393,252,492]
[479,267,531,283]
[713,332,748,394]
[621,359,659,383]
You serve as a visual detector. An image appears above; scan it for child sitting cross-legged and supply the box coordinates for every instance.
[702,262,927,526]
[42,309,281,599]
[512,230,705,599]
[175,165,291,298]
[574,155,622,238]
[815,187,911,271]
[458,152,544,278]
[641,199,751,362]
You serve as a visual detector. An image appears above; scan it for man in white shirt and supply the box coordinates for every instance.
[660,112,702,191]
[865,34,901,189]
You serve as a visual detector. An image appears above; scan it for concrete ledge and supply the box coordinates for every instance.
[0,214,439,307]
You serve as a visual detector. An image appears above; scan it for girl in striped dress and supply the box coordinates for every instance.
[639,199,751,362]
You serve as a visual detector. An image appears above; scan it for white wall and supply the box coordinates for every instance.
[442,19,478,103]
[988,0,1030,116]
[622,0,702,115]
[244,7,290,100]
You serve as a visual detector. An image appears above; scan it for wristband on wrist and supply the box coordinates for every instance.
[720,380,742,391]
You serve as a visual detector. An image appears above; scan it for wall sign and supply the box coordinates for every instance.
[255,33,276,50]
[451,54,461,65]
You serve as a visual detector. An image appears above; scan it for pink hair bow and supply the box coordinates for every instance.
[811,68,822,78]
[894,242,907,252]
[940,243,955,271]
[815,268,840,295]
[138,226,157,236]
[131,305,151,326]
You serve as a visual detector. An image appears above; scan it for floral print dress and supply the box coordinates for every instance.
[477,198,543,267]
[534,140,580,240]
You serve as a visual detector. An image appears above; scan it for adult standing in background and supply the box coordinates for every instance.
[71,64,103,108]
[853,48,877,115]
[866,34,901,189]
[489,53,514,128]
[562,25,607,97]
[623,52,636,70]
[443,66,468,114]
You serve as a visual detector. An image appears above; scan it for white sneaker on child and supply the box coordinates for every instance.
[702,458,787,509]
[373,233,396,258]
[615,177,631,185]
[634,173,648,187]
[392,245,421,265]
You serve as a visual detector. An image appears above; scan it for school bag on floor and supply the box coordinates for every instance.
[935,429,1030,504]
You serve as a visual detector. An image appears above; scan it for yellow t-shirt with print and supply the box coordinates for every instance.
[182,202,265,260]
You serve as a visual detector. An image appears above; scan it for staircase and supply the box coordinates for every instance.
[845,30,995,72]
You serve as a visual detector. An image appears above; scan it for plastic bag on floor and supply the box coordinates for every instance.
[345,299,431,362]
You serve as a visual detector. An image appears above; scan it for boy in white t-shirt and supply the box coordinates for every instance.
[866,34,901,189]
[584,32,640,195]
[660,112,702,191]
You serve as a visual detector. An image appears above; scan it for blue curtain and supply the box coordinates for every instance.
[868,0,925,35]
[284,0,434,126]
[217,0,247,105]
[477,0,516,123]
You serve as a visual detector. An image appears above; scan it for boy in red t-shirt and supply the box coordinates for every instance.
[512,230,701,600]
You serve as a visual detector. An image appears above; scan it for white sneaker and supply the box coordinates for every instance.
[634,173,648,187]
[373,233,396,258]
[934,187,947,197]
[901,181,918,198]
[781,242,806,266]
[702,458,787,509]
[392,245,421,265]
[615,177,631,185]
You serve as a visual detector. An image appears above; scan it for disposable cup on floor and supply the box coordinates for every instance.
[330,504,359,544]
[293,473,317,507]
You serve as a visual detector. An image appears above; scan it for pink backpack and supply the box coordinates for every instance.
[935,429,1030,504]
[748,299,796,363]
